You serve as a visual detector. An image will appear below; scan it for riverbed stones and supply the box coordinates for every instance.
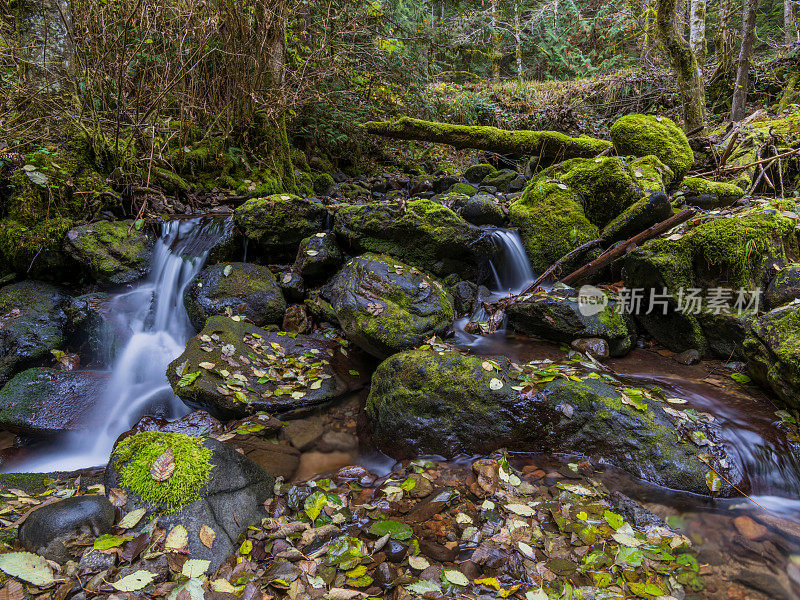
[167,315,370,419]
[233,194,327,260]
[323,253,455,358]
[64,220,154,285]
[0,281,72,385]
[744,304,800,407]
[0,367,109,435]
[366,349,738,495]
[333,198,495,280]
[506,288,635,357]
[183,262,286,330]
[610,114,694,180]
[18,495,115,563]
[105,432,273,571]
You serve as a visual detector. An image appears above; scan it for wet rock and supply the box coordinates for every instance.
[744,304,800,408]
[318,430,358,453]
[570,337,610,358]
[333,198,496,280]
[282,304,311,334]
[610,114,694,180]
[278,270,305,303]
[675,349,701,365]
[283,418,324,451]
[464,164,497,183]
[507,288,635,357]
[78,548,117,572]
[601,191,672,244]
[323,253,455,358]
[366,349,740,495]
[69,292,124,364]
[18,495,115,563]
[697,310,751,361]
[233,438,300,480]
[452,194,505,226]
[0,281,72,385]
[105,433,273,572]
[168,316,370,419]
[233,194,327,260]
[184,262,286,330]
[766,263,800,308]
[292,232,343,282]
[420,538,457,562]
[64,220,154,285]
[450,280,478,315]
[431,176,459,194]
[384,539,407,562]
[0,368,110,436]
[733,515,769,541]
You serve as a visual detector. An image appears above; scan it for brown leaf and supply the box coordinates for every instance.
[0,580,24,600]
[167,553,188,573]
[150,447,175,482]
[121,532,149,563]
[199,525,215,549]
[109,487,129,507]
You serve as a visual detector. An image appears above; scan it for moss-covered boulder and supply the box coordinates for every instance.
[610,114,694,180]
[63,221,154,285]
[506,288,635,357]
[0,368,109,436]
[744,305,800,407]
[601,191,673,243]
[366,350,738,495]
[233,194,327,260]
[183,263,286,331]
[292,232,343,282]
[0,281,72,385]
[105,432,273,571]
[333,198,496,280]
[0,218,75,279]
[464,164,498,183]
[446,182,478,197]
[452,194,506,226]
[323,254,454,358]
[677,178,744,209]
[622,206,800,354]
[167,316,370,419]
[509,179,600,272]
[631,155,676,192]
[766,264,800,308]
[481,169,517,192]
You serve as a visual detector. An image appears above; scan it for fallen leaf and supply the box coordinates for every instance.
[112,570,155,592]
[0,552,55,586]
[118,507,147,529]
[165,525,189,551]
[200,524,215,549]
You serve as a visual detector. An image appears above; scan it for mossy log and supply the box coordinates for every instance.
[362,117,611,162]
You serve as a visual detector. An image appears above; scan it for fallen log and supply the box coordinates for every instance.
[362,116,611,163]
[559,208,697,286]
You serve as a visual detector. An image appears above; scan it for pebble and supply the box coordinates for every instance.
[733,515,769,541]
[283,418,324,450]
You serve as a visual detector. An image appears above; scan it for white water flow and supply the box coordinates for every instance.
[13,217,230,472]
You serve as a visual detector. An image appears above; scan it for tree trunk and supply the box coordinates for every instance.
[786,0,797,45]
[716,0,736,76]
[491,0,501,81]
[656,0,707,132]
[731,0,760,122]
[689,0,706,66]
[16,0,73,93]
[514,1,523,83]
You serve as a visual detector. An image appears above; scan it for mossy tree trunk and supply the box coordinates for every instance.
[786,0,797,46]
[656,0,707,132]
[731,0,760,122]
[689,0,706,67]
[16,0,73,94]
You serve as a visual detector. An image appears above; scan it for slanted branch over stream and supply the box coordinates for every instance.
[362,116,612,162]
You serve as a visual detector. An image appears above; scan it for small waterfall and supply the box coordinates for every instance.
[488,229,535,294]
[10,217,229,472]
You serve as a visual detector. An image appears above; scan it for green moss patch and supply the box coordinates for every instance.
[610,114,694,180]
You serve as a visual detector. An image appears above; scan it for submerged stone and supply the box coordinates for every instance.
[184,262,286,331]
[323,253,455,358]
[167,315,370,419]
[64,220,154,285]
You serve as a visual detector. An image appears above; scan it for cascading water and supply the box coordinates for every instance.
[9,217,231,472]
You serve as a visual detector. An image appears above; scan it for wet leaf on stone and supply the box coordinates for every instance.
[112,569,155,591]
[442,568,469,587]
[150,447,176,481]
[118,507,147,529]
[730,373,751,384]
[165,525,189,551]
[615,546,643,567]
[0,552,56,586]
[603,510,623,530]
[178,371,200,387]
[369,519,413,541]
[705,470,722,492]
[182,559,210,578]
[489,378,503,390]
[200,525,216,549]
[94,533,133,550]
[405,580,440,595]
[223,265,232,276]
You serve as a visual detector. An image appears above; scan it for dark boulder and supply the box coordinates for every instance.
[292,232,343,282]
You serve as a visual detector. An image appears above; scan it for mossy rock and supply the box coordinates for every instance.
[697,310,752,361]
[105,432,273,571]
[233,194,327,260]
[0,367,109,436]
[506,288,636,357]
[631,155,675,192]
[610,114,694,180]
[766,263,800,309]
[481,169,517,192]
[312,172,336,196]
[0,218,75,279]
[509,179,600,273]
[333,198,497,280]
[292,232,343,282]
[744,305,800,408]
[366,349,739,495]
[183,262,286,331]
[622,207,799,354]
[464,164,498,183]
[323,253,454,359]
[677,177,745,210]
[602,191,673,244]
[167,315,370,419]
[452,194,506,226]
[0,281,72,385]
[446,182,478,197]
[63,220,154,285]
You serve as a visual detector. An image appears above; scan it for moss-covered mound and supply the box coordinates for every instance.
[622,206,799,353]
[333,198,496,280]
[677,177,745,209]
[463,163,498,183]
[63,220,154,285]
[610,114,694,181]
[233,194,327,260]
[506,288,636,356]
[167,315,370,419]
[323,253,454,358]
[366,349,738,495]
[183,262,286,330]
[744,305,800,408]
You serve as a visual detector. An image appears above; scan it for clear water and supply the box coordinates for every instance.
[7,217,230,472]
